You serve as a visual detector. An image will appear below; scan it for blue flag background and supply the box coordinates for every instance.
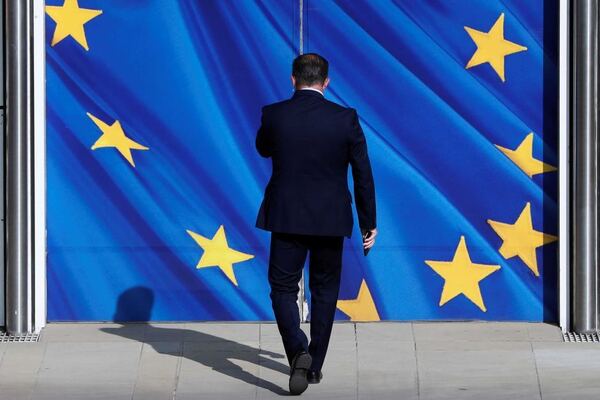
[47,0,558,321]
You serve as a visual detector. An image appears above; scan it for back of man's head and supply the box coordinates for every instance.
[292,53,329,87]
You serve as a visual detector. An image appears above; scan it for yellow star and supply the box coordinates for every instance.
[87,112,149,168]
[187,225,254,286]
[496,133,557,178]
[487,203,557,277]
[465,13,527,82]
[336,280,380,321]
[45,0,102,51]
[425,236,500,312]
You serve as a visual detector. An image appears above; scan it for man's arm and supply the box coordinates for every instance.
[255,106,272,158]
[348,108,376,231]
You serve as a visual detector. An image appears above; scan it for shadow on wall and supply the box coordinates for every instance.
[101,286,288,395]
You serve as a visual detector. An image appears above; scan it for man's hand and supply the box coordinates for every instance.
[363,228,377,249]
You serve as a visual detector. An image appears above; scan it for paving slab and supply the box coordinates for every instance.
[142,323,186,342]
[0,343,7,367]
[176,343,260,400]
[356,321,414,342]
[300,338,358,400]
[417,341,541,400]
[526,324,564,342]
[132,342,181,400]
[31,341,141,400]
[0,322,595,399]
[357,337,418,400]
[533,341,600,400]
[40,323,146,343]
[0,342,46,400]
[413,322,531,342]
[183,323,259,343]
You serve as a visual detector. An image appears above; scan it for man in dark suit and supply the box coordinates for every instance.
[255,53,377,395]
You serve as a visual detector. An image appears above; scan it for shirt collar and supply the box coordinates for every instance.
[297,87,324,95]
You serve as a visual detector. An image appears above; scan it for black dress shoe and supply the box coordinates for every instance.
[289,350,312,395]
[307,370,323,384]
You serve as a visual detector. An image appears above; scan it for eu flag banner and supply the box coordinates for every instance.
[47,0,558,322]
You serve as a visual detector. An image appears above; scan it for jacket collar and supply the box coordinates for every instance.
[292,88,325,99]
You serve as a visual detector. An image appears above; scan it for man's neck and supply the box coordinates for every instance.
[297,86,324,95]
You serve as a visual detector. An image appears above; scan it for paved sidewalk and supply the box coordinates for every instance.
[0,322,597,399]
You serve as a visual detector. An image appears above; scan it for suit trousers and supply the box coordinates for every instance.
[268,231,344,372]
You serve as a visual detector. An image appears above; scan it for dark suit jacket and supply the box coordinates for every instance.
[255,89,376,238]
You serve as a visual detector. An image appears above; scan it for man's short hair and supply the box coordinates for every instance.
[292,53,329,87]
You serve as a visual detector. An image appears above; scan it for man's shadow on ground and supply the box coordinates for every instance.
[100,286,289,395]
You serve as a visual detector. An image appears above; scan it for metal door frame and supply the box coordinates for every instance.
[4,0,46,334]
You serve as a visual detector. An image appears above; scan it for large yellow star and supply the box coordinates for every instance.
[87,112,149,168]
[425,236,500,312]
[465,13,527,82]
[336,280,380,321]
[45,0,102,51]
[487,203,557,277]
[496,133,557,178]
[187,225,254,286]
